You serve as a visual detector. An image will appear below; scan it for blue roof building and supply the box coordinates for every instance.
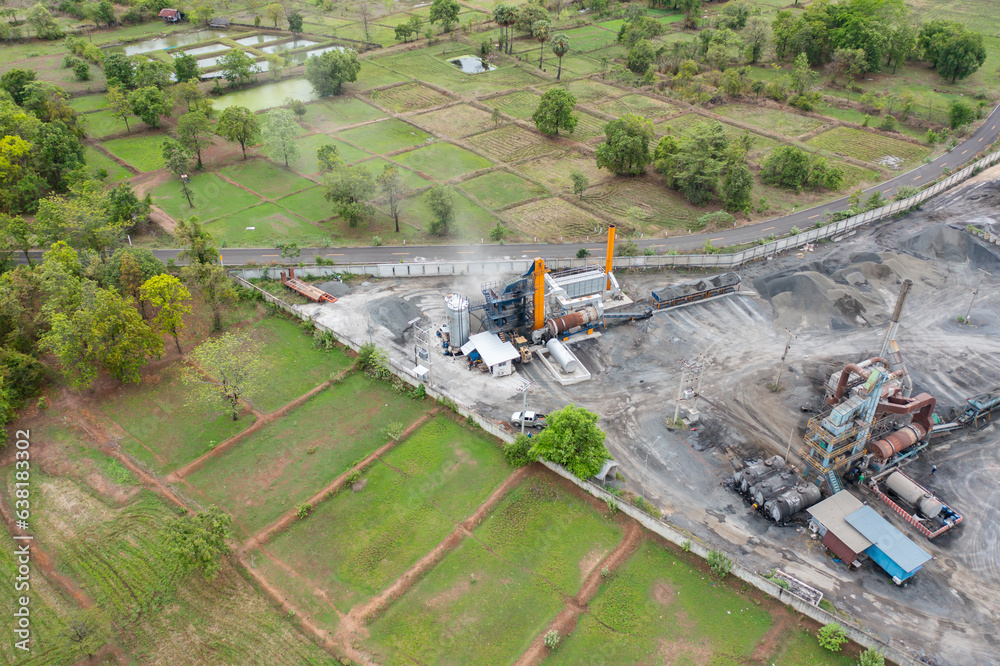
[845,505,931,583]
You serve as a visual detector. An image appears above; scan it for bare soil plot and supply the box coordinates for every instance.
[412,103,496,137]
[584,177,705,234]
[807,126,931,170]
[516,150,610,190]
[466,124,560,163]
[596,93,680,121]
[370,82,453,112]
[505,197,605,241]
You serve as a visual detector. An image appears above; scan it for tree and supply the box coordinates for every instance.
[26,3,63,40]
[287,10,304,33]
[219,49,258,87]
[175,218,218,266]
[93,0,115,26]
[0,216,35,265]
[174,53,201,83]
[655,121,730,205]
[106,86,132,134]
[262,108,301,168]
[527,404,609,480]
[426,185,454,236]
[317,144,342,173]
[118,251,145,315]
[429,0,460,32]
[184,330,267,418]
[42,284,163,389]
[35,186,129,256]
[831,48,867,83]
[0,69,37,105]
[176,111,212,170]
[502,434,535,467]
[394,22,414,43]
[551,33,570,80]
[532,20,550,70]
[937,30,987,82]
[102,247,164,295]
[305,49,361,97]
[742,17,770,64]
[165,506,233,580]
[595,114,654,176]
[102,53,135,90]
[33,120,84,191]
[532,88,578,136]
[286,98,307,121]
[141,274,192,353]
[134,58,173,90]
[859,648,885,666]
[128,86,170,128]
[885,20,918,74]
[949,100,975,129]
[761,145,843,192]
[216,106,260,160]
[516,4,549,36]
[570,170,588,198]
[816,624,848,652]
[791,51,816,94]
[377,165,403,233]
[161,139,194,207]
[626,39,655,74]
[323,164,376,228]
[678,0,701,29]
[493,3,518,55]
[182,262,233,331]
[722,162,754,214]
[264,2,285,27]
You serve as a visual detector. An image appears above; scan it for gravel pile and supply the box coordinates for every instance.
[317,280,351,298]
[367,296,424,342]
[903,223,1000,269]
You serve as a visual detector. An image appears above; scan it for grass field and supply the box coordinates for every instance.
[218,158,314,199]
[290,134,369,175]
[412,103,496,137]
[102,134,169,172]
[69,93,108,113]
[402,187,498,240]
[301,96,386,132]
[338,118,433,155]
[807,126,932,169]
[460,170,548,209]
[466,124,561,163]
[596,93,680,121]
[84,146,133,182]
[713,104,828,138]
[484,90,543,120]
[152,172,261,222]
[185,372,430,537]
[209,202,324,250]
[365,474,623,665]
[266,417,512,611]
[390,141,493,179]
[275,185,333,222]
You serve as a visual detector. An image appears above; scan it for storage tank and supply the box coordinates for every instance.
[886,472,943,519]
[736,456,786,494]
[751,472,794,507]
[868,423,926,461]
[546,306,600,338]
[766,484,822,522]
[445,293,470,349]
[545,338,582,373]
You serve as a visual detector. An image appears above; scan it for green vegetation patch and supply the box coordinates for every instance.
[515,149,609,190]
[765,625,859,665]
[267,417,511,609]
[370,81,453,112]
[208,202,322,250]
[275,185,333,223]
[366,475,622,665]
[596,93,679,121]
[219,158,314,199]
[103,134,170,171]
[403,188,498,241]
[412,103,495,137]
[460,170,547,209]
[338,118,433,155]
[391,141,493,179]
[186,372,430,537]
[584,178,705,234]
[713,104,827,138]
[290,134,369,175]
[354,61,410,90]
[152,172,261,222]
[69,93,109,113]
[505,196,604,242]
[466,124,561,163]
[484,90,543,120]
[84,146,133,182]
[550,540,773,664]
[355,157,429,191]
[546,79,623,106]
[99,364,254,474]
[807,126,930,169]
[303,97,386,132]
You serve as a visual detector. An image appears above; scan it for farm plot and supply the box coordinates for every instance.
[338,118,433,155]
[505,197,604,241]
[548,540,775,664]
[185,373,430,537]
[655,112,721,136]
[376,53,468,89]
[573,110,611,141]
[558,25,618,52]
[516,149,609,191]
[275,186,332,223]
[290,134,369,175]
[69,93,108,113]
[466,124,560,163]
[102,134,169,171]
[364,474,623,665]
[354,61,410,90]
[219,158,314,199]
[556,53,607,77]
[99,364,254,474]
[84,146,133,182]
[370,82,453,112]
[391,141,493,179]
[402,188,499,241]
[152,172,260,222]
[355,157,430,190]
[483,90,543,120]
[807,126,930,169]
[208,202,323,250]
[460,170,548,209]
[411,103,495,137]
[713,104,826,138]
[301,97,386,132]
[596,93,679,122]
[547,79,624,107]
[447,64,548,96]
[584,178,705,234]
[265,417,512,613]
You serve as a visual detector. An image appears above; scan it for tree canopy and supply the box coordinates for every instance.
[532,88,578,136]
[184,330,268,419]
[528,404,610,480]
[216,106,261,160]
[165,506,233,581]
[595,113,654,176]
[305,49,361,97]
[261,108,301,167]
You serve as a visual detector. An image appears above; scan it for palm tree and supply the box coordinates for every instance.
[493,3,517,55]
[532,20,550,70]
[551,33,570,80]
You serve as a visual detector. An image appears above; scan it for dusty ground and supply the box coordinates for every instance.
[294,175,1000,666]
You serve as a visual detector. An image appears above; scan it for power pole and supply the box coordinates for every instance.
[963,269,992,324]
[515,378,532,436]
[772,329,796,390]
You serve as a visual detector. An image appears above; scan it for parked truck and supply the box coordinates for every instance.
[511,411,547,429]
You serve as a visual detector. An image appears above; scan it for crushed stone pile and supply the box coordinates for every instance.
[367,296,424,342]
[903,223,1000,269]
[317,280,350,298]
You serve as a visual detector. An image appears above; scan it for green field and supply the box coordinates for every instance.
[209,202,322,246]
[275,185,334,222]
[460,170,548,209]
[807,126,932,169]
[302,96,386,132]
[152,172,261,222]
[402,187,498,241]
[84,146,133,182]
[69,93,108,113]
[218,158,314,199]
[102,134,169,172]
[713,104,828,138]
[289,133,370,175]
[390,141,493,179]
[338,118,433,155]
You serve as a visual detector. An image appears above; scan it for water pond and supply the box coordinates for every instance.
[260,39,319,54]
[234,34,283,47]
[115,30,230,56]
[212,78,319,112]
[450,55,494,74]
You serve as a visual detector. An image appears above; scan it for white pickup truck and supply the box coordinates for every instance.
[511,411,547,429]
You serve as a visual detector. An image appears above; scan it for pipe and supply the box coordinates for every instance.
[532,258,546,331]
[605,224,616,290]
[868,423,927,461]
[828,357,891,405]
[546,306,600,337]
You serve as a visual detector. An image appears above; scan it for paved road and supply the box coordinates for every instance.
[28,104,1000,266]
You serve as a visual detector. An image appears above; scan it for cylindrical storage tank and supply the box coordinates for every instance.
[445,293,470,349]
[767,484,822,522]
[751,472,794,507]
[546,306,600,337]
[868,423,926,461]
[738,456,786,494]
[545,338,582,373]
[886,472,943,519]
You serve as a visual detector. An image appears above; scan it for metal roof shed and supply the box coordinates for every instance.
[807,492,872,567]
[466,332,519,377]
[845,506,931,583]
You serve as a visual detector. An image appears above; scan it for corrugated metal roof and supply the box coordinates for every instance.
[807,492,872,554]
[846,506,931,573]
[467,332,519,367]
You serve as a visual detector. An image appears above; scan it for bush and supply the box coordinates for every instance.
[789,226,800,235]
[296,503,312,518]
[615,239,639,256]
[543,630,561,650]
[345,470,361,485]
[382,421,404,441]
[707,549,732,578]
[489,221,509,243]
[409,383,426,399]
[859,648,885,666]
[696,210,735,230]
[73,60,90,81]
[925,129,939,145]
[502,434,536,467]
[606,497,618,514]
[816,623,848,652]
[371,235,382,247]
[576,247,590,258]
[949,99,975,129]
[600,566,610,578]
[879,114,897,132]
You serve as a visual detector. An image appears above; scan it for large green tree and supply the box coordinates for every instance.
[304,49,360,97]
[176,218,218,266]
[0,69,37,105]
[141,274,192,353]
[184,330,268,419]
[323,164,376,228]
[176,110,213,170]
[173,53,201,83]
[532,88,578,136]
[128,86,171,128]
[219,49,258,87]
[102,53,134,89]
[493,3,518,54]
[216,106,260,160]
[528,404,610,480]
[936,30,987,82]
[182,262,234,332]
[595,113,654,176]
[165,506,233,580]
[654,121,729,206]
[429,0,460,32]
[261,108,301,167]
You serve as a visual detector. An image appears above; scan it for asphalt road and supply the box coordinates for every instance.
[30,104,1000,266]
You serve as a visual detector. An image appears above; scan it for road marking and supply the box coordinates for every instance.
[979,137,984,141]
[392,252,409,255]
[262,254,279,257]
[326,253,343,256]
[808,214,820,220]
[762,226,775,231]
[652,244,666,247]
[913,175,922,180]
[710,237,724,241]
[457,251,474,254]
[962,150,968,155]
[993,125,996,130]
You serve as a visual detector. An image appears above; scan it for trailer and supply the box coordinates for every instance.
[955,388,1000,429]
[869,469,962,539]
[652,272,741,310]
[280,268,338,304]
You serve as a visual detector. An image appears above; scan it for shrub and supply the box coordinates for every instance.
[789,226,800,235]
[371,235,383,246]
[859,648,886,666]
[879,114,897,132]
[862,114,871,127]
[615,239,639,256]
[600,566,610,578]
[682,540,691,552]
[707,549,732,577]
[73,60,90,81]
[606,497,618,514]
[543,630,561,650]
[489,221,509,243]
[632,495,661,517]
[925,129,939,144]
[816,623,848,652]
[502,434,536,467]
[382,421,404,441]
[37,396,49,410]
[696,210,735,230]
[893,185,919,201]
[345,470,361,485]
[409,383,426,399]
[949,99,975,129]
[296,503,312,518]
[576,247,590,258]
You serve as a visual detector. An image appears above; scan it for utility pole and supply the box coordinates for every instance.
[673,357,707,424]
[641,435,661,504]
[515,378,532,436]
[180,174,193,208]
[772,329,796,390]
[963,269,992,324]
[414,323,433,388]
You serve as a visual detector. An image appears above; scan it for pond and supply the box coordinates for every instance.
[234,34,283,46]
[450,55,494,74]
[197,55,228,68]
[212,78,319,112]
[180,43,231,57]
[285,45,344,63]
[116,29,230,56]
[260,39,319,54]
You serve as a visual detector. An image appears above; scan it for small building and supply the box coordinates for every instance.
[209,17,231,29]
[807,491,871,568]
[460,332,520,377]
[158,8,183,22]
[845,505,932,584]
